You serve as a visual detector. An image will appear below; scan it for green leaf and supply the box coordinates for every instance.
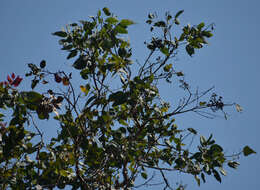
[52,31,67,37]
[119,120,128,126]
[61,45,73,50]
[118,127,127,133]
[85,95,96,106]
[187,128,197,135]
[109,91,128,106]
[194,175,200,186]
[105,17,118,25]
[160,47,169,56]
[80,68,90,80]
[200,136,206,146]
[73,56,88,70]
[176,72,184,77]
[148,13,154,19]
[39,152,48,160]
[60,169,69,177]
[202,31,213,38]
[197,22,205,30]
[201,173,206,183]
[120,19,135,27]
[227,161,240,169]
[22,91,43,104]
[199,101,206,106]
[243,146,256,156]
[219,167,227,176]
[154,21,166,27]
[115,25,128,34]
[213,169,221,183]
[141,172,148,179]
[210,144,223,153]
[31,79,39,89]
[102,7,111,16]
[163,64,172,72]
[80,84,90,95]
[174,18,180,25]
[67,49,78,59]
[186,45,195,56]
[175,10,184,18]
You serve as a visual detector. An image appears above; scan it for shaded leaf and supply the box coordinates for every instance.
[175,10,184,18]
[201,173,206,183]
[141,172,148,179]
[67,49,78,59]
[187,128,197,135]
[210,144,223,153]
[186,45,195,56]
[53,31,67,37]
[73,56,88,70]
[243,146,256,156]
[213,169,221,183]
[103,7,111,16]
[115,25,128,34]
[227,161,240,169]
[40,60,46,68]
[176,72,184,76]
[31,79,39,89]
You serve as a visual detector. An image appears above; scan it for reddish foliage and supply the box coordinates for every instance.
[1,74,23,87]
[12,76,23,87]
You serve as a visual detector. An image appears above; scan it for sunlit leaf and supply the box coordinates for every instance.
[120,19,135,26]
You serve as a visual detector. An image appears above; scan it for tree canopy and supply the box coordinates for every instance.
[0,8,255,190]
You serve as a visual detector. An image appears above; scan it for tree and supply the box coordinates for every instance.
[0,8,255,190]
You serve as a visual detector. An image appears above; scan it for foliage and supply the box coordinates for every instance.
[0,8,255,190]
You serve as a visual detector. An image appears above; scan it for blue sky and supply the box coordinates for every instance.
[0,0,259,189]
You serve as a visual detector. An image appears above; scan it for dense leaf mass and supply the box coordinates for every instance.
[0,8,255,190]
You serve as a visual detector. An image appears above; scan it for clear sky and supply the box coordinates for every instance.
[0,0,259,189]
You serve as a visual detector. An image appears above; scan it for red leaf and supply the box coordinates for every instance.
[11,73,15,79]
[12,76,23,87]
[7,75,13,83]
